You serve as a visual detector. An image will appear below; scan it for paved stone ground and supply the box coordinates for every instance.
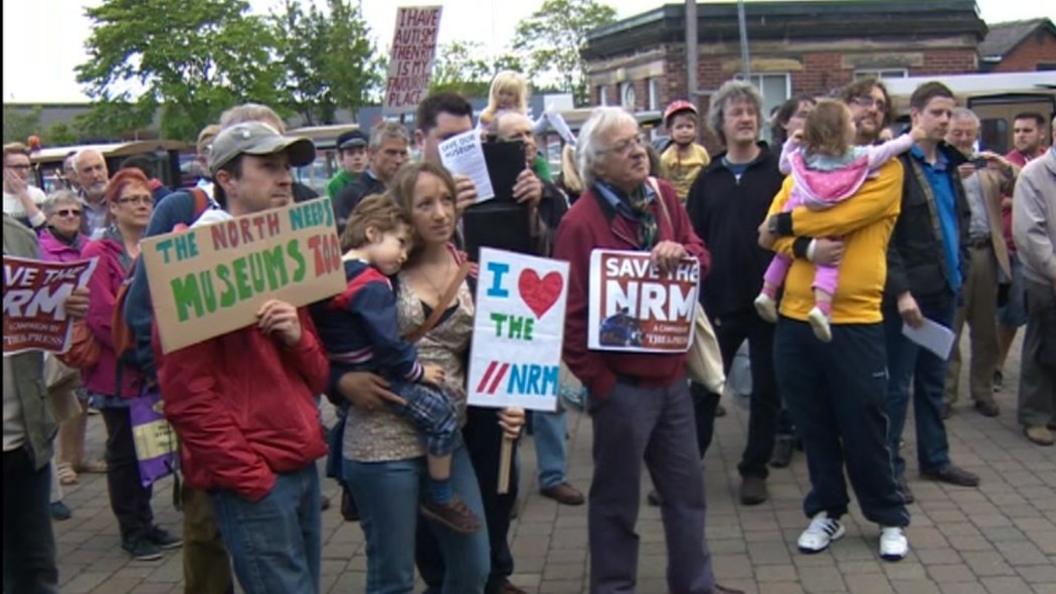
[53,333,1056,593]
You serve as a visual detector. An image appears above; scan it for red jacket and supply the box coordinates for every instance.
[553,178,710,402]
[81,234,144,398]
[154,310,329,501]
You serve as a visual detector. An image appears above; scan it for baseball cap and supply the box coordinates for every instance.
[208,122,316,175]
[337,129,368,150]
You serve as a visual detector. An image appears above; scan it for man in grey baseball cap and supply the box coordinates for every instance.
[209,121,316,213]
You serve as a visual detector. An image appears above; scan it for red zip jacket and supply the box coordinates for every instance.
[153,309,329,501]
[553,178,710,402]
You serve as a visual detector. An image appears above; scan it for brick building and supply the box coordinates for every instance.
[979,18,1056,73]
[582,0,988,147]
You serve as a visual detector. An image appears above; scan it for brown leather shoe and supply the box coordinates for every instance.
[974,399,1000,417]
[712,584,746,594]
[499,579,528,594]
[420,497,482,534]
[540,482,585,506]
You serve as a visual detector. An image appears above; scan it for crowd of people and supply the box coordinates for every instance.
[3,70,1054,594]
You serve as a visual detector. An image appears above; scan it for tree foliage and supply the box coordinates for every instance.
[270,0,383,125]
[76,0,285,140]
[512,0,617,106]
[2,105,42,144]
[430,41,523,98]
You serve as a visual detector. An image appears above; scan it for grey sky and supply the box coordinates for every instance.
[2,0,1052,103]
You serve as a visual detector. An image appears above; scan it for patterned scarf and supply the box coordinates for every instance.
[596,181,658,250]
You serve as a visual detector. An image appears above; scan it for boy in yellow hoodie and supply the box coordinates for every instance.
[660,100,710,201]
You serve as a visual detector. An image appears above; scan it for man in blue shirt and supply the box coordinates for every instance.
[885,82,979,507]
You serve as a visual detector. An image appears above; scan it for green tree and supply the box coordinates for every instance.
[429,41,522,98]
[270,0,383,125]
[76,0,286,141]
[2,105,42,144]
[512,0,617,106]
[43,123,81,147]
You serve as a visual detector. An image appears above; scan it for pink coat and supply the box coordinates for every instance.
[38,228,89,264]
[81,233,143,398]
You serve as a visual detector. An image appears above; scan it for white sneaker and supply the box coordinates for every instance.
[754,293,778,323]
[807,306,833,342]
[797,512,845,553]
[879,527,908,561]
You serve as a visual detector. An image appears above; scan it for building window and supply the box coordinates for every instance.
[621,82,637,110]
[736,73,791,136]
[597,85,607,106]
[854,69,908,80]
[648,78,659,111]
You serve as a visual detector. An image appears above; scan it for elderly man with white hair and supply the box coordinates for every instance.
[553,107,740,594]
[73,148,110,237]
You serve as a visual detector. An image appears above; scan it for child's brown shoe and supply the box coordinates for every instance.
[420,497,482,534]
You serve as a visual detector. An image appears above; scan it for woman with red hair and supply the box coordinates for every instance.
[81,168,181,560]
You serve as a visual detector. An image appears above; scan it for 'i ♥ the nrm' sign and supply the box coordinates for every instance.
[467,248,569,412]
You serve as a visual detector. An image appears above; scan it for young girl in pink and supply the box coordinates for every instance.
[754,99,925,341]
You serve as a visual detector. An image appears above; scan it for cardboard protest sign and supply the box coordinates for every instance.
[141,197,346,354]
[3,256,97,355]
[468,248,568,412]
[587,249,699,353]
[384,6,442,115]
[439,129,495,202]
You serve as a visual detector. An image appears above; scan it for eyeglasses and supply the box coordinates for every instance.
[54,209,82,218]
[851,96,887,111]
[117,195,154,206]
[603,134,647,156]
[5,163,31,171]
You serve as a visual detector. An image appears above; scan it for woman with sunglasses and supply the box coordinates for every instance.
[36,191,97,521]
[81,168,182,561]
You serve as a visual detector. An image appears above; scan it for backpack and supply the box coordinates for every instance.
[111,188,212,363]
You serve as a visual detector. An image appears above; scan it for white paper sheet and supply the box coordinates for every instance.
[901,317,956,360]
[438,129,495,203]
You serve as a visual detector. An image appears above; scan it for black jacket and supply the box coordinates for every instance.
[686,143,785,317]
[885,142,970,301]
[335,171,386,229]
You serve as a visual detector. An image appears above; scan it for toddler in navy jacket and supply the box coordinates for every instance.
[312,195,481,534]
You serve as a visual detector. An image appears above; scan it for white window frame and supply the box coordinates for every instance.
[853,68,908,80]
[621,82,637,110]
[648,78,659,111]
[598,85,608,106]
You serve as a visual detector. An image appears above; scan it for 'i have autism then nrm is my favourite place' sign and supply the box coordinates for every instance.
[142,197,346,354]
[467,248,569,412]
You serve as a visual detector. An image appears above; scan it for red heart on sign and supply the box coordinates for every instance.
[519,269,563,319]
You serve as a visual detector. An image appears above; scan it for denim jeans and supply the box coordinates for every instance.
[774,318,909,528]
[533,409,567,489]
[344,445,489,594]
[884,292,956,477]
[3,448,59,594]
[211,465,321,594]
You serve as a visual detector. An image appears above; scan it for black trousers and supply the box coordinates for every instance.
[3,447,58,594]
[417,406,520,594]
[773,318,909,527]
[101,407,155,539]
[693,307,780,479]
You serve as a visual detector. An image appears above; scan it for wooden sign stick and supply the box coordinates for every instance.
[497,435,514,494]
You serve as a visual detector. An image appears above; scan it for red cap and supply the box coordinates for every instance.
[663,100,698,126]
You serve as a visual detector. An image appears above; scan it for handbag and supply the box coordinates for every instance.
[644,177,726,393]
[56,320,101,369]
[129,389,180,488]
[686,305,726,394]
[44,353,83,423]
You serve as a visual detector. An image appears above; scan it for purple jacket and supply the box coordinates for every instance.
[38,228,89,264]
[81,229,143,398]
